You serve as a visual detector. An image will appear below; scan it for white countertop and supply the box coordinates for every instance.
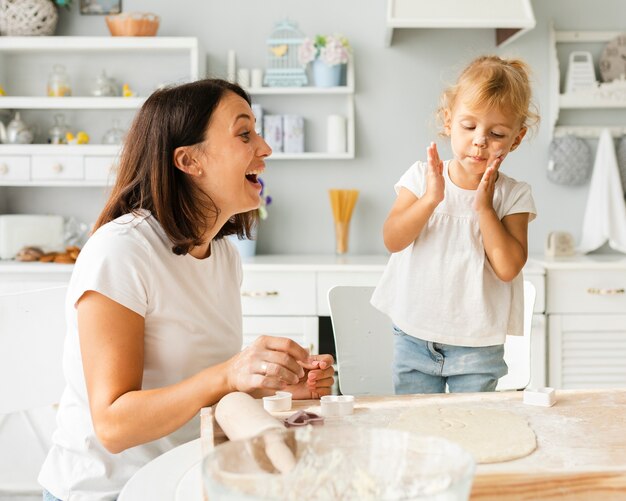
[3,253,626,275]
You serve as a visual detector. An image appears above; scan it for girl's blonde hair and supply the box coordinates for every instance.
[437,55,540,135]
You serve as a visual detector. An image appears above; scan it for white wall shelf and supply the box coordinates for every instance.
[385,0,536,47]
[0,144,120,155]
[554,126,626,139]
[0,97,145,110]
[559,94,626,109]
[549,24,626,140]
[249,58,355,160]
[246,86,353,96]
[0,37,200,188]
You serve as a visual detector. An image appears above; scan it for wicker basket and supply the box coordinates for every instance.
[105,12,160,37]
[0,0,58,36]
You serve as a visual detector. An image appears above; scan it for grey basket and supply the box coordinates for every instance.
[547,135,593,186]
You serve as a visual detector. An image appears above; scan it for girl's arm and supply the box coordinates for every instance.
[474,161,529,282]
[383,143,444,253]
[478,210,529,281]
[77,291,316,454]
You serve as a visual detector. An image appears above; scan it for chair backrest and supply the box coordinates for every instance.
[0,286,68,414]
[496,280,536,391]
[328,285,394,396]
[328,280,536,396]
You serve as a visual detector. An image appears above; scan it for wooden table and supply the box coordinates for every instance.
[122,389,626,500]
[284,389,626,500]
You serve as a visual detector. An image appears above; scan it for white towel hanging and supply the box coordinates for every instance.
[578,128,626,254]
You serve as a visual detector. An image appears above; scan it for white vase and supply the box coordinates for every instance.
[227,230,257,259]
[312,59,343,87]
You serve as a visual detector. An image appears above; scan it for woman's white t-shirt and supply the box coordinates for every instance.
[39,211,243,501]
[371,160,536,347]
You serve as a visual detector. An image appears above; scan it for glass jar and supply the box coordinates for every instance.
[92,70,119,97]
[102,119,126,145]
[48,114,70,144]
[47,64,71,97]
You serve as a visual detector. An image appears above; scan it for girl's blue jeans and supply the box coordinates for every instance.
[43,491,62,501]
[392,326,507,394]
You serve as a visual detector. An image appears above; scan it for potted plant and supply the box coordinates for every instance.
[298,34,351,87]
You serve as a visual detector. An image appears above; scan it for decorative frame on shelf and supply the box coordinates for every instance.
[80,0,121,15]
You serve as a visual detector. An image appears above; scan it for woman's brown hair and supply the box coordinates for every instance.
[93,78,256,255]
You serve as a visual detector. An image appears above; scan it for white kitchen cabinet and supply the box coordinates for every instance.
[549,25,626,140]
[0,36,201,189]
[242,316,318,354]
[246,58,355,160]
[545,262,626,389]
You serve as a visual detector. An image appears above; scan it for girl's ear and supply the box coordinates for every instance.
[509,127,528,152]
[443,109,452,136]
[173,146,200,176]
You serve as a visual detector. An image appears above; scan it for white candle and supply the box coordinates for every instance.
[227,50,236,82]
[327,115,347,153]
[237,68,250,88]
[251,68,264,88]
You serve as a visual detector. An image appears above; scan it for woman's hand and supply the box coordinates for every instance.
[423,142,445,206]
[286,354,335,400]
[226,336,309,393]
[474,152,503,213]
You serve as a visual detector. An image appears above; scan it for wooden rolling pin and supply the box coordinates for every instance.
[214,392,296,474]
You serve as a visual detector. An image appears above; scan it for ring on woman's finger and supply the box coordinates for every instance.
[260,362,268,376]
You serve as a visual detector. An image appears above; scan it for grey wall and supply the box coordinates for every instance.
[53,0,626,255]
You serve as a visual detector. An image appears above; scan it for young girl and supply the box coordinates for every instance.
[371,55,538,394]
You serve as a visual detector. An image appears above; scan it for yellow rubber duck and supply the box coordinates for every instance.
[0,85,6,96]
[122,83,136,97]
[65,131,90,145]
[76,131,90,144]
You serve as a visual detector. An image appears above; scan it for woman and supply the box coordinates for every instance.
[39,79,335,501]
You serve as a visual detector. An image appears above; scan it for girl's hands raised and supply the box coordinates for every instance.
[424,142,445,207]
[474,151,503,213]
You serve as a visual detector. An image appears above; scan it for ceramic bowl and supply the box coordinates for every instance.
[105,12,159,37]
[202,426,475,500]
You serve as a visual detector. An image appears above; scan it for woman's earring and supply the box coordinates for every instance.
[197,169,203,176]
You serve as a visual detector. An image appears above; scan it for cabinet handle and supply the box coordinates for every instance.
[51,163,64,174]
[587,287,625,295]
[0,163,8,175]
[241,290,279,297]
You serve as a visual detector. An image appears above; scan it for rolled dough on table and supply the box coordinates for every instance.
[389,406,537,464]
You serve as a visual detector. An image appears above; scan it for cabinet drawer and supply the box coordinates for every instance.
[242,316,319,354]
[32,156,83,180]
[241,271,316,316]
[84,156,118,181]
[547,270,626,313]
[317,271,381,316]
[0,156,30,181]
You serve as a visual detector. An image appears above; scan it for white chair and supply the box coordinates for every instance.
[0,285,68,496]
[327,285,394,396]
[328,281,536,396]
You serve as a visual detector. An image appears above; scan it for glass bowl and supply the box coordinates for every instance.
[202,426,475,501]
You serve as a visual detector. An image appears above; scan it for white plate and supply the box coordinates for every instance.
[175,460,203,501]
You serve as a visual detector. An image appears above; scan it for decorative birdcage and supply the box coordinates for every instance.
[264,19,308,87]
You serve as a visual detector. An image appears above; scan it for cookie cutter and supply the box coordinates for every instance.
[523,387,556,407]
[320,395,355,417]
[283,410,324,428]
[262,391,292,412]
